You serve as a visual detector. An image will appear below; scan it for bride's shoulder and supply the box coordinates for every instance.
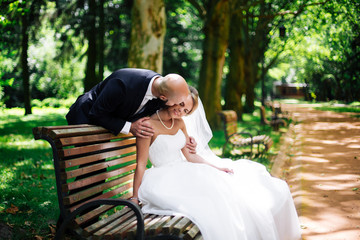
[176,118,187,133]
[175,118,185,126]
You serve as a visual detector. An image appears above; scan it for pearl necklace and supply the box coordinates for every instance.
[156,110,174,130]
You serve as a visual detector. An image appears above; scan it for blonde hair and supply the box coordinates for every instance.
[188,86,199,115]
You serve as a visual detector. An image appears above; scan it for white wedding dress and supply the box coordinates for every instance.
[138,100,301,240]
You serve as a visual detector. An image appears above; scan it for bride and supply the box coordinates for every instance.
[131,86,302,240]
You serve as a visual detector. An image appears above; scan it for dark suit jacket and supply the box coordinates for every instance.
[66,68,165,135]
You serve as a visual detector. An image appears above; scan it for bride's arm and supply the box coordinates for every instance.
[180,121,233,174]
[132,136,151,204]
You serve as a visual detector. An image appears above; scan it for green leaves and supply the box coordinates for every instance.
[266,0,360,102]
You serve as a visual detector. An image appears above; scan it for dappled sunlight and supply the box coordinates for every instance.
[347,143,360,149]
[279,105,360,239]
[301,155,329,163]
[300,172,357,182]
[0,167,15,190]
[2,138,45,149]
[306,145,323,151]
[312,180,358,191]
[310,121,360,131]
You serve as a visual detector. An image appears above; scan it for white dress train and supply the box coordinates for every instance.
[138,129,302,240]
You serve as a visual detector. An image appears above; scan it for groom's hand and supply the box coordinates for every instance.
[130,117,154,138]
[186,136,197,154]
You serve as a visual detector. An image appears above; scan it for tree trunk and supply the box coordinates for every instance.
[98,0,105,82]
[21,14,31,115]
[84,0,98,92]
[198,0,230,129]
[225,7,246,119]
[243,0,272,113]
[244,54,257,113]
[128,0,166,73]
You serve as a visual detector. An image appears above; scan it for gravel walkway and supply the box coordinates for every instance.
[271,104,360,240]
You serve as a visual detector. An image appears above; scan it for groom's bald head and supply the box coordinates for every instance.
[154,73,190,107]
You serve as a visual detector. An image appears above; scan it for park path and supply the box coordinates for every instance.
[271,103,360,240]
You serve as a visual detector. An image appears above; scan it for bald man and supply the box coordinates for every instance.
[66,68,191,139]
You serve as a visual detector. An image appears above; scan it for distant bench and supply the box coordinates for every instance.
[33,125,203,240]
[260,106,287,131]
[218,110,273,158]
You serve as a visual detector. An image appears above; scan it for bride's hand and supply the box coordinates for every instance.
[219,167,234,174]
[130,197,140,205]
[186,136,197,154]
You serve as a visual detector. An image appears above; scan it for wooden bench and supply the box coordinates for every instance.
[33,125,203,240]
[265,101,290,122]
[260,106,287,131]
[218,110,273,158]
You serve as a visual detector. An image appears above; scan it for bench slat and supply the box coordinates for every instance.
[173,217,192,235]
[126,215,156,239]
[58,132,133,147]
[194,235,204,240]
[162,215,183,234]
[75,204,114,225]
[92,208,134,236]
[106,215,137,239]
[184,224,201,240]
[70,190,133,214]
[62,163,136,192]
[108,214,152,238]
[144,215,164,235]
[148,215,171,235]
[59,133,117,147]
[61,154,136,180]
[64,174,134,205]
[60,139,136,158]
[49,126,109,139]
[85,206,132,233]
[61,147,136,168]
[33,125,91,140]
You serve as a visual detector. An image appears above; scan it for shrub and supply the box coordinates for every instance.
[31,97,77,109]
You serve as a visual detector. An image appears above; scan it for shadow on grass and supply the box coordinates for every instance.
[0,108,67,239]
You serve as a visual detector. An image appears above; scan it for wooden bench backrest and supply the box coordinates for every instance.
[218,110,238,139]
[33,125,136,228]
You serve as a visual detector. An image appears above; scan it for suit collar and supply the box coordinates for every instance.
[145,75,158,100]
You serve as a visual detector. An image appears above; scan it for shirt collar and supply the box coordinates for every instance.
[145,76,158,100]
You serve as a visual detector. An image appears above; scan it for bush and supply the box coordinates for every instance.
[31,97,77,109]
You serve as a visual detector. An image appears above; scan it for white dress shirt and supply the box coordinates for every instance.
[120,76,157,134]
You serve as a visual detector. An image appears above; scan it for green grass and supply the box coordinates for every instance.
[281,99,360,114]
[314,102,360,117]
[0,107,67,239]
[0,105,285,239]
[209,107,285,171]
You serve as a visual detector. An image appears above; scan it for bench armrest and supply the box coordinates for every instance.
[55,199,144,240]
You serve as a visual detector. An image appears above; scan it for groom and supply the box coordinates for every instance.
[66,68,194,145]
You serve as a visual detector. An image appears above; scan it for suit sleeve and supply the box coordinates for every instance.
[88,79,128,135]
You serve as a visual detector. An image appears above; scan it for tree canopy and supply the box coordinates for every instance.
[0,0,359,126]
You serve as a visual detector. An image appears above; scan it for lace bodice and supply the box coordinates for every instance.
[149,129,186,167]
